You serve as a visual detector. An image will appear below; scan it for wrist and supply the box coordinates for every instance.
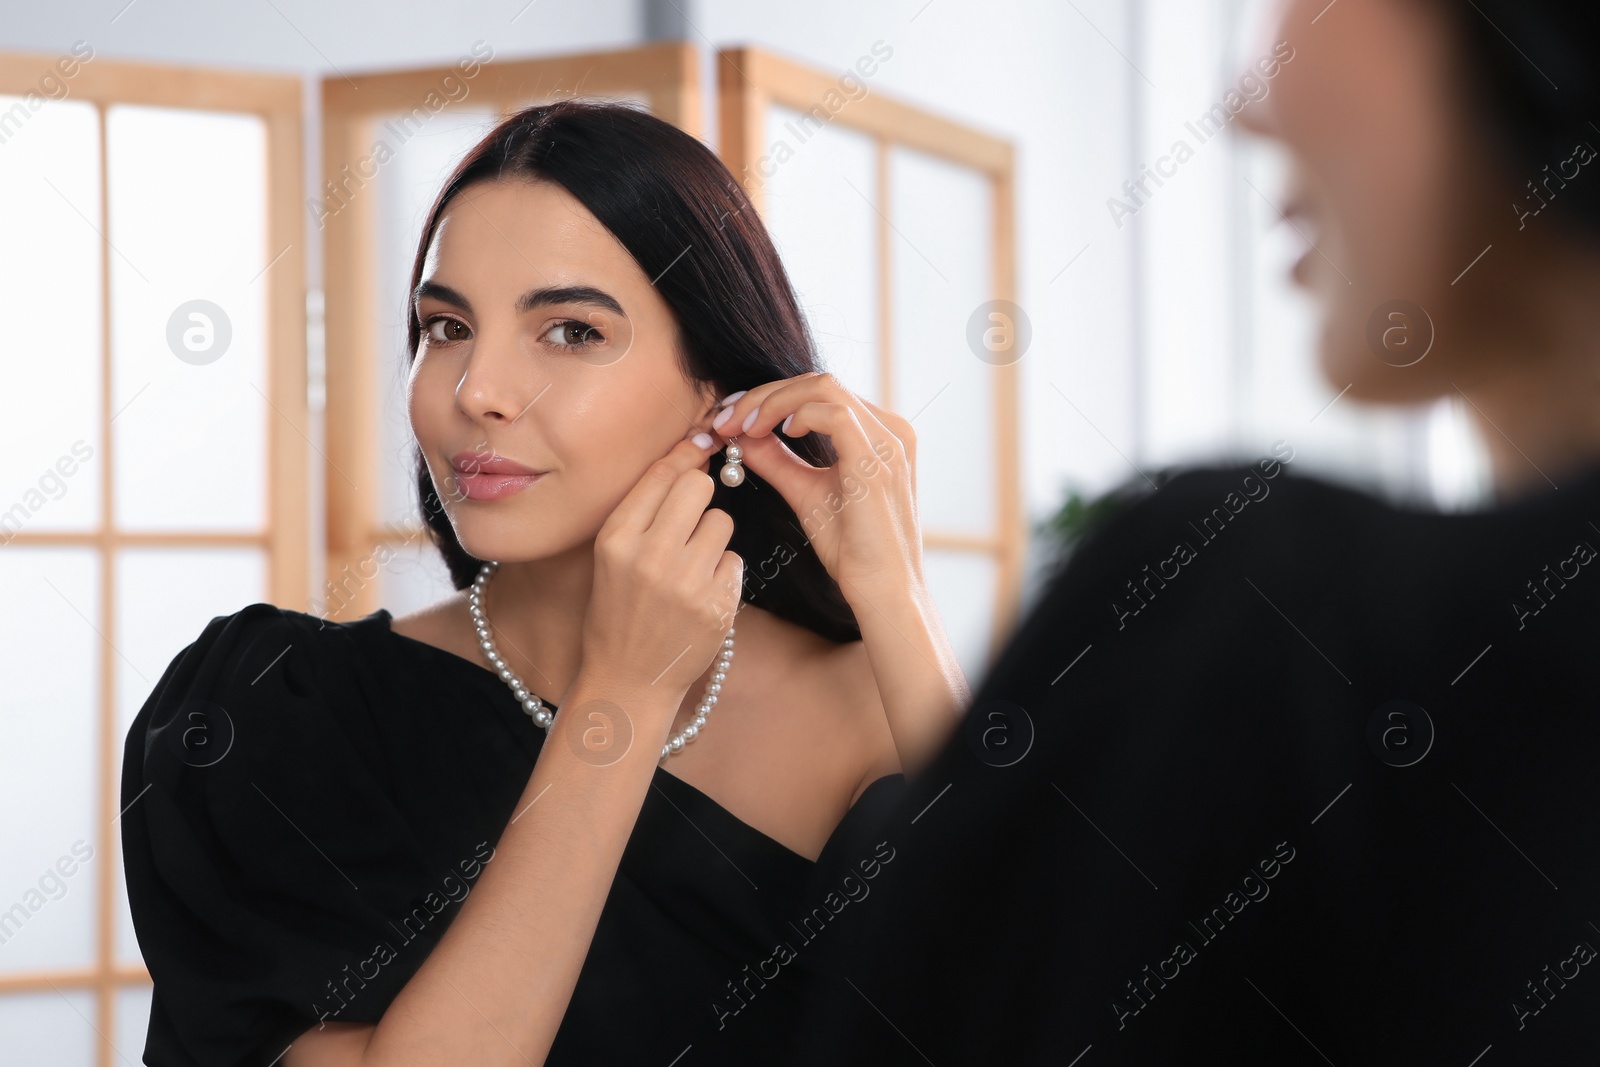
[841,562,925,615]
[562,663,683,737]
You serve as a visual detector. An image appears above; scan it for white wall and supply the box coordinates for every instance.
[0,0,640,71]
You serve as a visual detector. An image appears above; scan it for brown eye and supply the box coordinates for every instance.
[424,317,470,345]
[544,320,602,348]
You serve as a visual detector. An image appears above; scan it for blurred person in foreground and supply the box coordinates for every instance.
[778,0,1600,1062]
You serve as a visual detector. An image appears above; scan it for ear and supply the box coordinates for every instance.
[694,382,729,427]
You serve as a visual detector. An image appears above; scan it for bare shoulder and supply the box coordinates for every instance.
[708,605,899,835]
[741,607,899,806]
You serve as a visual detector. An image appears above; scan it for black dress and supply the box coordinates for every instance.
[119,602,905,1066]
[786,461,1600,1065]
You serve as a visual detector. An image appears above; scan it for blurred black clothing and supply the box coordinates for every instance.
[788,459,1600,1065]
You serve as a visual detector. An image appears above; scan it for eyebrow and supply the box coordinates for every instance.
[412,281,627,318]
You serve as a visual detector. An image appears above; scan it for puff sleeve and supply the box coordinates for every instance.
[120,603,497,1066]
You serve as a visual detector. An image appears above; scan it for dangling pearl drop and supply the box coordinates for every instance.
[719,438,745,487]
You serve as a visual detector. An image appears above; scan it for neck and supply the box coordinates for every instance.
[1467,369,1600,503]
[473,546,745,726]
[1453,234,1600,503]
[476,542,597,707]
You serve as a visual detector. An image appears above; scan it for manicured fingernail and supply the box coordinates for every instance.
[720,390,746,407]
[713,405,735,431]
[781,414,794,436]
[691,432,713,449]
[741,406,760,432]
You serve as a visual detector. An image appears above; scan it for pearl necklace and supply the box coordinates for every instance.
[468,561,734,761]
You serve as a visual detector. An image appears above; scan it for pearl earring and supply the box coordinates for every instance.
[719,437,745,487]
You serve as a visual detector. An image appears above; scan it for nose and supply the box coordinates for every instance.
[1234,78,1279,139]
[1234,0,1292,139]
[455,333,539,426]
[1234,95,1274,139]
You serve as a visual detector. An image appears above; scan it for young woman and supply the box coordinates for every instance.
[120,100,969,1066]
[784,0,1600,1063]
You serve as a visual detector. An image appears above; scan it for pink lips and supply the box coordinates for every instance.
[450,451,547,502]
[1279,196,1319,289]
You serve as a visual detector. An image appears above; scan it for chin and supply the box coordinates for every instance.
[450,506,591,567]
[1311,306,1370,397]
[1315,329,1453,406]
[447,511,538,566]
[1309,274,1455,405]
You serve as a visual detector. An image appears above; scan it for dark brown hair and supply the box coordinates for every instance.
[403,99,862,644]
[1444,0,1600,236]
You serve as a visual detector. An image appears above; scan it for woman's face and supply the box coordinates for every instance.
[1236,0,1514,402]
[408,178,721,564]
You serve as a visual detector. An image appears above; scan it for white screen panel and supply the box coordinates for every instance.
[921,547,999,693]
[108,105,268,532]
[887,145,995,536]
[0,96,102,536]
[116,983,154,1063]
[762,103,881,402]
[0,548,100,974]
[0,989,97,1066]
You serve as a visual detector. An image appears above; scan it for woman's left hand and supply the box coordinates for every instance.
[712,370,971,779]
[710,371,921,607]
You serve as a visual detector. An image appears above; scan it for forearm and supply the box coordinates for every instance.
[344,670,679,1066]
[846,574,971,778]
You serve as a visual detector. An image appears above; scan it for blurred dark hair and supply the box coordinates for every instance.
[1442,0,1600,235]
[404,99,861,644]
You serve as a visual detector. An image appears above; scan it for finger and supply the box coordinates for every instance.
[710,371,825,437]
[710,549,745,631]
[722,419,831,485]
[727,374,908,490]
[646,459,719,547]
[686,506,736,577]
[794,386,911,479]
[855,394,917,472]
[607,433,721,537]
[720,372,898,457]
[741,401,876,504]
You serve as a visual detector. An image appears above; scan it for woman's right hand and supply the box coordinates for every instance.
[577,432,743,711]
